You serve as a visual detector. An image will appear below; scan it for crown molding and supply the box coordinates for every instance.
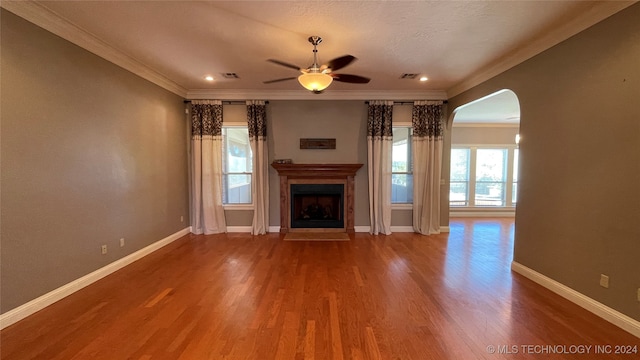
[186,89,448,101]
[1,1,188,97]
[446,1,637,98]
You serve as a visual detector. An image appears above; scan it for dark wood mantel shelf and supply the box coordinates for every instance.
[272,163,363,233]
[271,163,363,178]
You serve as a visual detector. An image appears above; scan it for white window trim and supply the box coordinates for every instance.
[223,204,255,211]
[392,203,413,210]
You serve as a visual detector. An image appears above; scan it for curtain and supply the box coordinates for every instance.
[247,100,269,235]
[190,100,227,235]
[367,100,394,235]
[412,101,444,235]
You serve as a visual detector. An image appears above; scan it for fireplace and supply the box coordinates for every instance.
[291,184,344,229]
[271,163,363,233]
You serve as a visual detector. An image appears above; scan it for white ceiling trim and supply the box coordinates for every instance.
[1,1,188,97]
[186,89,448,101]
[446,0,637,98]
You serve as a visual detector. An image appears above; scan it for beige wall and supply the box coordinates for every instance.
[1,11,189,313]
[446,4,640,321]
[451,126,519,145]
[266,101,371,227]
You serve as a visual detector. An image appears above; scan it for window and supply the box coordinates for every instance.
[392,127,413,203]
[450,146,518,207]
[222,126,252,204]
[450,148,470,206]
[513,149,519,204]
[475,149,507,206]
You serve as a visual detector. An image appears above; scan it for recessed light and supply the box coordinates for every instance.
[419,76,428,82]
[205,75,214,81]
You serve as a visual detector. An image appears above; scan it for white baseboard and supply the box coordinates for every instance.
[511,262,640,338]
[268,226,280,233]
[226,226,252,233]
[440,226,450,233]
[0,227,191,330]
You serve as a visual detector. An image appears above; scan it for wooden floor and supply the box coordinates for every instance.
[1,218,637,359]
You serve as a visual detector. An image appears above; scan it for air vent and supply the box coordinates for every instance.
[400,73,419,79]
[221,73,240,79]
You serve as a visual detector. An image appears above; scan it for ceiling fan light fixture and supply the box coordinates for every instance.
[298,72,333,92]
[265,36,369,90]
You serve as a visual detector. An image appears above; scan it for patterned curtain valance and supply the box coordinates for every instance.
[367,100,394,138]
[246,100,267,139]
[412,101,444,139]
[191,100,223,137]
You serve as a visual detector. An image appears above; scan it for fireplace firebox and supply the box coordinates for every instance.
[291,184,344,229]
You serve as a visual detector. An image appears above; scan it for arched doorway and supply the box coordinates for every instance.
[448,89,521,217]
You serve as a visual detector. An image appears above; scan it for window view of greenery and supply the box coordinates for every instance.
[475,149,507,206]
[450,148,470,206]
[222,127,252,204]
[392,127,413,203]
[450,147,518,207]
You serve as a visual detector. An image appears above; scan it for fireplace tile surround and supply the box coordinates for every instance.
[271,163,363,233]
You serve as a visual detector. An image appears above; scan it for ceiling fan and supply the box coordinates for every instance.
[264,36,370,93]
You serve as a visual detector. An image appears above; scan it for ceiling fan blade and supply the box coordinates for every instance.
[263,77,297,84]
[267,59,302,71]
[326,55,356,71]
[331,74,370,84]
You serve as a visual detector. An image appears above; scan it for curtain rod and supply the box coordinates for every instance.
[365,100,448,105]
[183,100,269,105]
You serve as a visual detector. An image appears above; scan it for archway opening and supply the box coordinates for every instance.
[449,89,521,217]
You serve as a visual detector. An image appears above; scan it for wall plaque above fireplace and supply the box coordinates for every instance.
[271,163,363,233]
[300,138,336,149]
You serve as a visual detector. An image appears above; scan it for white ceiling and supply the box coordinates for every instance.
[2,1,634,120]
[453,89,520,125]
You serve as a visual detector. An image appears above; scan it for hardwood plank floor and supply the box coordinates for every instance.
[1,218,637,359]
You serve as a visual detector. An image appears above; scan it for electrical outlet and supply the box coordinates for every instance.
[637,288,640,302]
[120,238,125,247]
[599,274,609,288]
[181,215,184,223]
[101,245,108,255]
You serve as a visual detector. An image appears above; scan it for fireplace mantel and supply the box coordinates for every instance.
[271,163,363,178]
[272,163,363,233]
